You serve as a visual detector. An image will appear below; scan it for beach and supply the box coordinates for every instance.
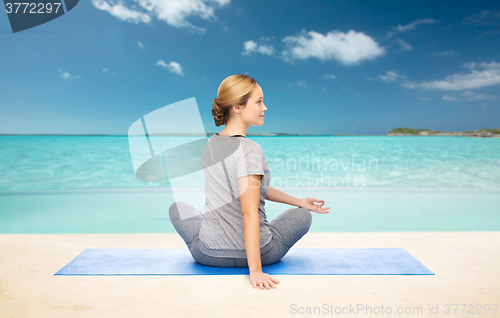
[1,231,499,318]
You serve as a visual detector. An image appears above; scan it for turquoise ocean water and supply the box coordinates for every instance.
[0,135,499,233]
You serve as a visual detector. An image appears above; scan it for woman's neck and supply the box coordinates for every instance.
[219,125,247,137]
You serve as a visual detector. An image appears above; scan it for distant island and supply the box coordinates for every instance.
[2,129,499,137]
[387,128,500,137]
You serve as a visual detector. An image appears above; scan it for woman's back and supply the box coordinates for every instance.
[199,133,272,258]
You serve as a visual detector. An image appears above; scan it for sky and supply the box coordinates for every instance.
[1,0,499,135]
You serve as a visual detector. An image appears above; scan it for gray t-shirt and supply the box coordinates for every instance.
[199,133,272,258]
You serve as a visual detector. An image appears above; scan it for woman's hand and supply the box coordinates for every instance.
[250,270,280,289]
[297,198,330,214]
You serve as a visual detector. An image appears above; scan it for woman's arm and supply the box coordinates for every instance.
[238,174,263,274]
[238,174,279,289]
[266,186,331,214]
[265,186,301,207]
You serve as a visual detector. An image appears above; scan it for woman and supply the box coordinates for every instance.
[169,74,330,290]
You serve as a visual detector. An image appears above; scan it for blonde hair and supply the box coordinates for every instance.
[212,74,257,127]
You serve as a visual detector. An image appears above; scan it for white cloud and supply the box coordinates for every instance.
[59,70,79,79]
[464,11,500,37]
[281,29,384,66]
[458,103,488,110]
[442,95,460,102]
[155,60,184,76]
[404,61,500,91]
[137,41,144,49]
[287,79,309,88]
[242,40,275,56]
[387,18,439,38]
[430,50,456,57]
[395,19,439,32]
[91,0,151,24]
[442,90,498,102]
[259,35,275,41]
[377,62,500,102]
[463,62,477,70]
[91,0,231,33]
[461,90,497,100]
[323,74,336,79]
[102,68,116,75]
[378,71,406,82]
[396,38,412,51]
[464,10,500,26]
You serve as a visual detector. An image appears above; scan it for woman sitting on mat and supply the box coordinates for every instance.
[169,74,330,290]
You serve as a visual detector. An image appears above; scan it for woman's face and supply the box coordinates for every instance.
[239,84,267,127]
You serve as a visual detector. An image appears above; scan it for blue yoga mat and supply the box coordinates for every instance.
[54,248,434,275]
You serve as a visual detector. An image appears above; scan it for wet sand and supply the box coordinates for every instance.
[1,232,499,318]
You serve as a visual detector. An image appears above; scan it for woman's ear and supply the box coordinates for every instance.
[232,104,241,114]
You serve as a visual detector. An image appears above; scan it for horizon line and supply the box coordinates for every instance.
[0,133,386,136]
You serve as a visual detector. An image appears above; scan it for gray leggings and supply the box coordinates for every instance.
[168,202,312,267]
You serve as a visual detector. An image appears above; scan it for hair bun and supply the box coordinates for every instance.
[212,98,224,126]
